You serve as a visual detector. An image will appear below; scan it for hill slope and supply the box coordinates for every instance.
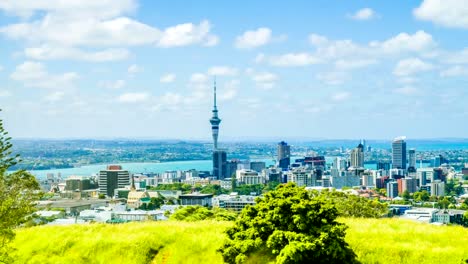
[11,218,468,264]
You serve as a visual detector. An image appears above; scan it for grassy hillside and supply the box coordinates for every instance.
[12,218,468,264]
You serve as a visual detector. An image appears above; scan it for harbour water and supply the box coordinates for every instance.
[29,159,276,179]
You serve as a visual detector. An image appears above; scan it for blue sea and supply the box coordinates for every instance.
[29,159,276,179]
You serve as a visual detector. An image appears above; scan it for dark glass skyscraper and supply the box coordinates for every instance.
[277,141,291,171]
[392,137,407,170]
[213,150,227,180]
[408,148,416,172]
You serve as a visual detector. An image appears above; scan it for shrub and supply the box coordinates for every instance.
[218,183,359,264]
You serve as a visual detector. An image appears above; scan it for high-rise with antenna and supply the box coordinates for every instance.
[210,78,227,180]
[210,78,221,149]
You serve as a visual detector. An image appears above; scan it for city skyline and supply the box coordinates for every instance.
[0,0,467,139]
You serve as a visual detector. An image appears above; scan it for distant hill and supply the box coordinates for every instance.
[12,218,468,264]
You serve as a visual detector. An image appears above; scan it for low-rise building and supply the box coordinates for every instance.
[179,193,213,207]
[213,193,256,212]
[402,208,438,223]
[112,210,166,221]
[236,169,263,185]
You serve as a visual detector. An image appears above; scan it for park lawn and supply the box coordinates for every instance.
[11,218,468,264]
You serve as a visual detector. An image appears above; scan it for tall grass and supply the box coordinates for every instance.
[12,221,230,264]
[11,218,468,264]
[343,218,468,264]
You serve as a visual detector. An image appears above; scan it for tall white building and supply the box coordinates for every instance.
[431,180,445,197]
[236,169,262,185]
[287,167,317,187]
[350,143,364,168]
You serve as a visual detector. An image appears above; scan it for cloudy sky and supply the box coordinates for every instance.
[0,0,467,140]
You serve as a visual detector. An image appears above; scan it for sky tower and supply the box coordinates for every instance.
[210,79,221,149]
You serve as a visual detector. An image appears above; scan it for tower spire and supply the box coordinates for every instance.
[210,77,221,149]
[214,76,217,111]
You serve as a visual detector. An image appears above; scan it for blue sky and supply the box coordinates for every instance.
[0,0,467,140]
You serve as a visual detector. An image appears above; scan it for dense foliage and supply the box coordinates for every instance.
[0,116,41,263]
[150,182,279,196]
[315,190,388,218]
[219,183,359,264]
[170,206,237,222]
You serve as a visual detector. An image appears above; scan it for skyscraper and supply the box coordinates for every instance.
[277,141,291,170]
[213,150,227,180]
[350,143,364,168]
[392,137,407,170]
[210,79,227,179]
[99,165,130,197]
[408,148,416,172]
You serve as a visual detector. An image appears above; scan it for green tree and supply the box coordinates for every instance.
[170,206,237,221]
[218,183,359,264]
[463,211,468,227]
[402,190,411,201]
[420,190,430,201]
[0,116,41,263]
[263,181,281,192]
[316,190,388,218]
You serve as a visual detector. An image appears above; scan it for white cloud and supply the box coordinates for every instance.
[393,58,434,76]
[268,53,322,67]
[99,80,126,89]
[252,72,278,83]
[308,34,328,46]
[10,61,78,88]
[440,65,468,77]
[0,0,137,19]
[335,59,377,70]
[254,53,265,63]
[397,77,418,84]
[0,16,161,47]
[160,73,176,83]
[0,65,3,71]
[316,72,348,85]
[24,45,129,61]
[151,92,184,112]
[394,86,419,95]
[235,27,272,49]
[0,90,12,97]
[128,64,143,74]
[117,92,149,103]
[207,66,238,76]
[157,20,219,48]
[0,2,219,53]
[219,80,239,101]
[414,0,468,29]
[44,91,65,102]
[251,72,278,90]
[372,31,435,54]
[441,48,468,64]
[331,91,351,102]
[305,31,436,63]
[349,8,376,20]
[190,73,208,83]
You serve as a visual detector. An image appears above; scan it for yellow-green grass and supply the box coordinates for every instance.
[343,218,468,264]
[11,218,468,264]
[12,221,230,264]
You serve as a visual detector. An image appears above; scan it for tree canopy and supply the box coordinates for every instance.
[170,206,237,222]
[0,116,41,263]
[314,189,388,218]
[218,183,359,264]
